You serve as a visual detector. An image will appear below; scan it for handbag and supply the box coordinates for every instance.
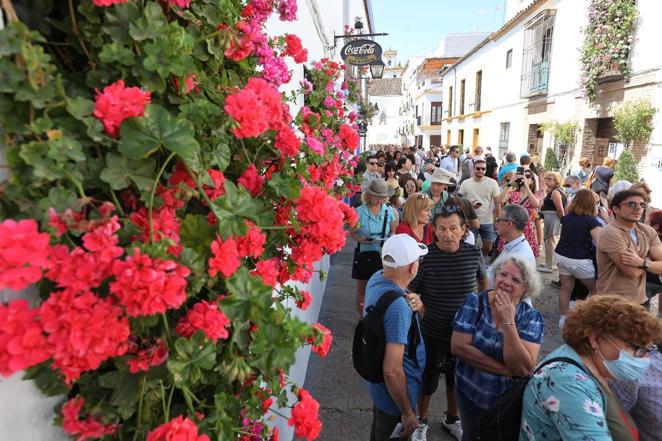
[352,208,389,280]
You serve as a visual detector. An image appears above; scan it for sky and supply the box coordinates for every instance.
[372,0,507,62]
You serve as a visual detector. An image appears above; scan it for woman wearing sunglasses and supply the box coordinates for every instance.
[520,295,661,441]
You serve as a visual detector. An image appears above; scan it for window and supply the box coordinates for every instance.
[459,79,466,115]
[446,130,451,145]
[416,105,421,125]
[448,86,453,117]
[430,102,442,125]
[475,71,482,112]
[520,11,555,97]
[458,129,464,146]
[506,49,513,69]
[499,122,510,155]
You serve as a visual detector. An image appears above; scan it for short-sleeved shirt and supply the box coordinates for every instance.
[409,242,486,352]
[596,222,661,303]
[459,178,500,225]
[612,351,662,441]
[423,189,449,217]
[555,214,603,260]
[520,344,611,441]
[364,271,426,416]
[453,292,544,410]
[440,155,461,178]
[355,203,396,253]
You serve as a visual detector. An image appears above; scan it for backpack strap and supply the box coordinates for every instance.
[378,207,389,247]
[370,290,403,316]
[533,356,589,376]
[370,290,421,368]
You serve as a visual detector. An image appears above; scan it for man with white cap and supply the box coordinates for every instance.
[423,168,455,217]
[365,234,428,441]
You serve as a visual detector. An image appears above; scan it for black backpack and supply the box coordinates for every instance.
[352,290,421,383]
[470,356,591,441]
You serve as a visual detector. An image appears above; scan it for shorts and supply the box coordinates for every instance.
[555,253,595,280]
[477,223,495,242]
[421,335,456,395]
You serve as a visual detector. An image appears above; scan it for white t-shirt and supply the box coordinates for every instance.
[459,178,500,225]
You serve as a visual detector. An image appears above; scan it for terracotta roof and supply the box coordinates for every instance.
[419,57,458,73]
[368,78,402,96]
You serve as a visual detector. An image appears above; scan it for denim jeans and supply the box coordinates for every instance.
[455,389,486,441]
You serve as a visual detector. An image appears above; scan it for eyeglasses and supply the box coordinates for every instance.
[475,167,486,171]
[416,193,430,199]
[619,201,647,210]
[628,342,658,358]
[495,218,512,224]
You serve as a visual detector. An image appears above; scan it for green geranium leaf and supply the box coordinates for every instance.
[180,214,215,254]
[37,187,78,214]
[103,2,141,44]
[98,42,135,66]
[0,58,25,93]
[100,152,156,191]
[119,105,200,171]
[211,182,271,237]
[168,332,216,387]
[214,142,231,172]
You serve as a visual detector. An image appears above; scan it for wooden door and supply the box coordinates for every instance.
[593,138,609,166]
[473,128,480,148]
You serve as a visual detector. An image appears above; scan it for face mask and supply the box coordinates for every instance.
[565,187,576,196]
[599,339,651,381]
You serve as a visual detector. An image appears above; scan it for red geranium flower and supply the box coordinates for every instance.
[0,219,51,291]
[238,164,265,197]
[110,248,190,317]
[307,323,332,357]
[251,258,280,287]
[175,300,230,342]
[339,123,359,150]
[224,78,284,138]
[295,290,312,311]
[274,126,301,157]
[208,235,240,278]
[283,34,307,63]
[146,415,209,441]
[236,221,266,259]
[93,80,151,137]
[288,389,322,441]
[62,397,119,441]
[0,299,50,377]
[127,339,169,373]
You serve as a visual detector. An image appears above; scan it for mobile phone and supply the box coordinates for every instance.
[389,423,404,439]
[516,166,525,175]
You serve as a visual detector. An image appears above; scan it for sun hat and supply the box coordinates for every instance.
[427,168,454,185]
[364,179,391,198]
[381,234,428,268]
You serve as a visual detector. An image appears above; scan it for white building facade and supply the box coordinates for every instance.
[440,0,662,205]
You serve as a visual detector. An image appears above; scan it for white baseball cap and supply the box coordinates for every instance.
[381,234,428,268]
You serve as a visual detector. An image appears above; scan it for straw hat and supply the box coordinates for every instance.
[427,168,454,185]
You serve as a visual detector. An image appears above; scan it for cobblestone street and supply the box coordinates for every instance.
[304,239,564,441]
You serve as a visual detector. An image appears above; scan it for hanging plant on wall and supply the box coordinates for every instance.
[0,0,361,440]
[580,0,638,103]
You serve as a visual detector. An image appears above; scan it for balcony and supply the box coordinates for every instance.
[520,60,549,98]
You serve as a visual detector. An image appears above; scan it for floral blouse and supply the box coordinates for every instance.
[520,344,612,441]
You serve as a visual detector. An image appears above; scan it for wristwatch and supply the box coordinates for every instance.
[641,259,649,270]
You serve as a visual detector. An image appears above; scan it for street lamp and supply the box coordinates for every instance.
[369,60,385,79]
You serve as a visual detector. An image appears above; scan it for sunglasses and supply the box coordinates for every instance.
[415,193,430,199]
[440,204,462,215]
[368,161,378,166]
[628,342,658,358]
[619,201,647,210]
[475,167,486,171]
[563,184,572,188]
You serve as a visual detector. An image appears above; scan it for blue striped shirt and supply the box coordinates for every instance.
[453,291,544,410]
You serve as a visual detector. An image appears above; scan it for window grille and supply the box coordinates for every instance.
[475,71,482,112]
[520,11,555,98]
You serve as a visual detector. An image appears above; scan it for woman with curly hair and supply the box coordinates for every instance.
[520,295,661,441]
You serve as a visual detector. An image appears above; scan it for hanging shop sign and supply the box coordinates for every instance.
[340,39,383,66]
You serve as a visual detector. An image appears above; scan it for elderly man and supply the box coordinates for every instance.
[409,207,488,441]
[424,168,455,216]
[488,204,535,286]
[365,234,428,441]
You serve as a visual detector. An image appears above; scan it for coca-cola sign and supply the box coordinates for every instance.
[340,39,383,66]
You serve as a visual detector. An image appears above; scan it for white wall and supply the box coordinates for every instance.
[367,95,403,145]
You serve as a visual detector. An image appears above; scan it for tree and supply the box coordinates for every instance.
[614,148,639,182]
[613,99,657,148]
[544,148,560,171]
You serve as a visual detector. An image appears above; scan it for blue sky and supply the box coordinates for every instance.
[372,0,506,61]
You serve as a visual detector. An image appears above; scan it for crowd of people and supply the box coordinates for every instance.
[351,144,662,441]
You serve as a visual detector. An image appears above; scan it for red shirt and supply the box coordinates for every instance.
[395,222,435,244]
